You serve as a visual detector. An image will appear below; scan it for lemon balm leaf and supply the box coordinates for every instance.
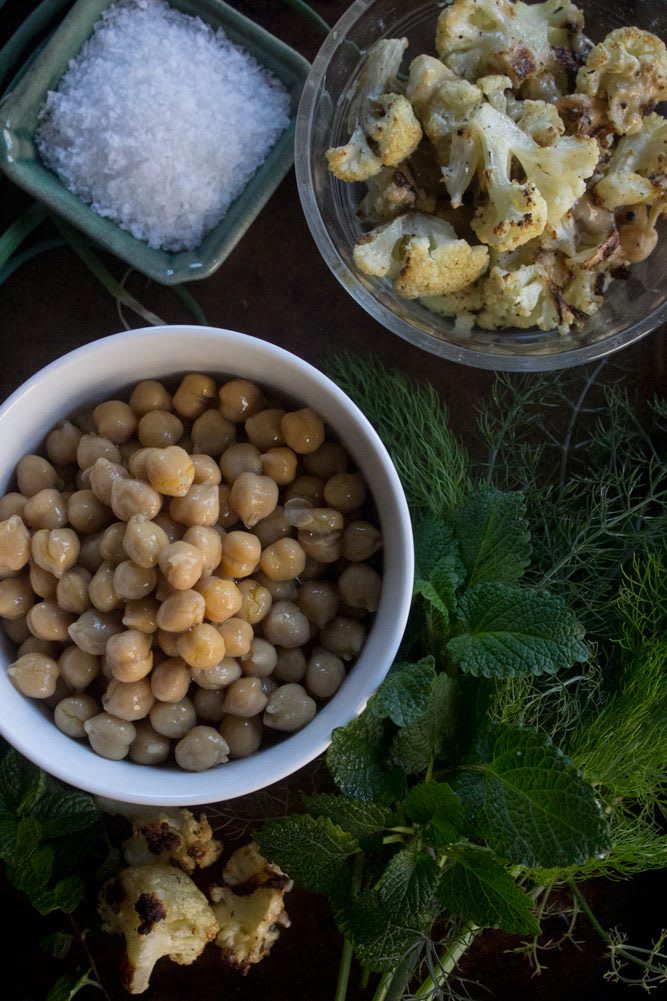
[453,487,531,587]
[256,814,359,898]
[369,658,437,726]
[327,714,407,803]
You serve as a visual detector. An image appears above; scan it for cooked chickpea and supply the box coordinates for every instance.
[263,684,316,731]
[84,712,136,759]
[150,657,190,702]
[241,637,277,678]
[298,530,342,564]
[68,609,124,654]
[306,648,346,699]
[223,676,267,717]
[106,629,153,682]
[129,380,172,416]
[176,623,226,669]
[169,483,219,527]
[156,589,206,632]
[320,616,366,660]
[254,573,298,602]
[174,725,229,771]
[191,454,222,485]
[194,576,242,623]
[87,458,129,506]
[1,615,31,644]
[22,489,67,530]
[324,473,367,513]
[27,601,75,641]
[66,489,111,535]
[0,516,31,571]
[121,515,167,569]
[89,561,121,612]
[150,696,197,738]
[219,442,263,483]
[245,408,285,450]
[54,694,98,738]
[191,657,241,690]
[157,628,181,657]
[55,566,91,614]
[281,409,325,454]
[236,579,272,625]
[29,562,57,600]
[46,420,83,466]
[7,652,60,698]
[110,478,161,522]
[78,532,104,573]
[183,525,222,575]
[273,647,307,683]
[16,455,61,496]
[118,438,142,465]
[155,572,179,602]
[172,373,217,418]
[18,637,59,657]
[0,576,33,620]
[259,538,306,582]
[193,687,226,722]
[93,400,137,444]
[342,520,383,562]
[262,600,310,648]
[218,531,261,578]
[158,541,203,591]
[0,494,27,520]
[285,503,344,534]
[219,715,262,758]
[219,379,265,422]
[298,580,339,628]
[99,522,127,564]
[137,410,184,448]
[58,645,100,689]
[260,447,297,486]
[122,596,160,634]
[113,560,157,601]
[339,564,382,612]
[217,617,253,657]
[152,511,185,543]
[127,447,156,480]
[191,410,235,456]
[229,472,278,529]
[76,434,121,471]
[103,677,154,721]
[217,484,238,528]
[285,475,325,505]
[253,506,292,548]
[303,441,349,479]
[129,721,172,764]
[146,446,195,497]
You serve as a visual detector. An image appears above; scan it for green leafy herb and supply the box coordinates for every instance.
[402,781,463,847]
[453,487,531,587]
[378,845,440,925]
[369,659,437,727]
[303,795,396,850]
[327,713,406,804]
[256,814,359,898]
[437,845,539,934]
[390,674,457,775]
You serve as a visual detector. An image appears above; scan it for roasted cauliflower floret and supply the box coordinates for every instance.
[209,843,292,973]
[477,260,572,331]
[353,212,490,298]
[562,266,611,316]
[616,203,662,264]
[122,808,223,875]
[357,166,420,222]
[514,99,566,145]
[326,38,422,181]
[435,0,584,87]
[595,112,667,210]
[576,27,667,136]
[99,864,219,995]
[405,54,457,118]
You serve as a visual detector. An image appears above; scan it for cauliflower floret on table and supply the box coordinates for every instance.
[209,842,292,973]
[98,864,219,995]
[353,211,490,298]
[122,808,223,874]
[326,38,422,181]
[595,113,667,210]
[576,27,667,136]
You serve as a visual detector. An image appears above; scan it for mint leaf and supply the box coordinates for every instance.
[256,815,358,898]
[46,970,98,1001]
[337,890,425,972]
[6,822,54,894]
[31,874,85,915]
[378,845,439,925]
[41,931,75,960]
[414,517,459,580]
[437,844,539,935]
[370,658,436,727]
[414,566,461,629]
[447,583,588,678]
[327,713,406,804]
[453,487,531,587]
[0,814,18,861]
[33,792,99,839]
[455,725,610,868]
[391,674,457,775]
[303,795,396,850]
[0,750,46,815]
[402,781,463,846]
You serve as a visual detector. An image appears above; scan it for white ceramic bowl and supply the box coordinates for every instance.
[0,326,413,805]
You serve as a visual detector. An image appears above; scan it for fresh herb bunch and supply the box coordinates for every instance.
[258,356,667,1000]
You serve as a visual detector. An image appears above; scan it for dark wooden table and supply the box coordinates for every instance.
[0,2,665,1000]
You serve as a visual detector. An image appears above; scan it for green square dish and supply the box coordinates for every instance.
[0,0,310,284]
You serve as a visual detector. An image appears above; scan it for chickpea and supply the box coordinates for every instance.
[0,515,31,571]
[93,400,137,444]
[194,576,242,622]
[76,434,121,471]
[89,562,121,612]
[122,595,160,634]
[245,408,285,450]
[219,715,262,758]
[298,580,339,628]
[217,484,238,528]
[27,601,75,641]
[54,694,98,738]
[119,437,142,465]
[103,676,155,721]
[193,687,226,722]
[99,522,127,565]
[183,526,222,575]
[66,490,110,535]
[18,637,59,657]
[154,572,179,602]
[58,646,100,689]
[273,647,307,683]
[29,562,57,600]
[169,483,219,527]
[306,648,346,699]
[174,725,229,771]
[84,712,136,759]
[236,579,272,625]
[16,455,61,496]
[219,378,265,422]
[298,530,342,564]
[137,410,184,448]
[157,628,181,657]
[150,657,190,702]
[260,447,297,485]
[46,420,83,466]
[106,629,153,682]
[342,520,382,562]
[255,573,298,602]
[78,532,104,573]
[219,442,263,484]
[0,494,27,520]
[150,696,197,738]
[111,478,161,522]
[281,409,325,454]
[191,409,235,457]
[263,684,317,732]
[339,564,382,612]
[156,589,206,632]
[87,458,129,506]
[0,576,33,620]
[191,657,241,690]
[171,373,216,418]
[68,608,123,655]
[1,615,31,644]
[74,410,96,435]
[127,447,156,480]
[320,616,366,661]
[177,623,226,669]
[285,503,344,534]
[324,473,367,514]
[259,538,306,582]
[129,721,172,765]
[120,516,166,569]
[217,617,253,657]
[158,541,203,590]
[241,638,277,678]
[22,489,67,530]
[229,472,278,529]
[129,380,172,416]
[223,676,267,717]
[191,454,222,485]
[262,600,310,648]
[56,566,92,614]
[253,506,292,549]
[285,475,324,506]
[303,441,349,479]
[7,652,60,698]
[113,560,157,601]
[153,511,184,543]
[218,531,261,579]
[145,446,195,497]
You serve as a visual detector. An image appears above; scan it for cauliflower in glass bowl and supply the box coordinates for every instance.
[296,0,667,370]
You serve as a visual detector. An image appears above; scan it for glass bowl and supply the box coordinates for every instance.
[295,0,667,371]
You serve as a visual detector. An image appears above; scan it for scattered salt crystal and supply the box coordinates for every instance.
[36,0,291,251]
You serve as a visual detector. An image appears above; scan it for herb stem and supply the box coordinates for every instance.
[387,826,414,835]
[382,834,406,845]
[0,203,47,270]
[67,913,110,1001]
[413,922,479,998]
[369,970,394,1001]
[281,0,331,37]
[334,853,364,1001]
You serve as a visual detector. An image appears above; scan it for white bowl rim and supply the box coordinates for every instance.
[0,325,414,805]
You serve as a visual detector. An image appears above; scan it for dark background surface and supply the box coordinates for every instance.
[0,2,665,1000]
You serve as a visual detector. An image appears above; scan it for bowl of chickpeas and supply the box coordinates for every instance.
[0,326,413,805]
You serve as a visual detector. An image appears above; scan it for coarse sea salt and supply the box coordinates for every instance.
[36,0,291,251]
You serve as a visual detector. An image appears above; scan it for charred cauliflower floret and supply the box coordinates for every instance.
[477,260,573,331]
[99,864,218,995]
[513,99,566,145]
[435,0,584,88]
[408,71,484,162]
[353,211,490,298]
[357,166,431,222]
[326,38,422,181]
[122,808,223,875]
[595,112,667,210]
[209,843,292,973]
[576,27,667,136]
